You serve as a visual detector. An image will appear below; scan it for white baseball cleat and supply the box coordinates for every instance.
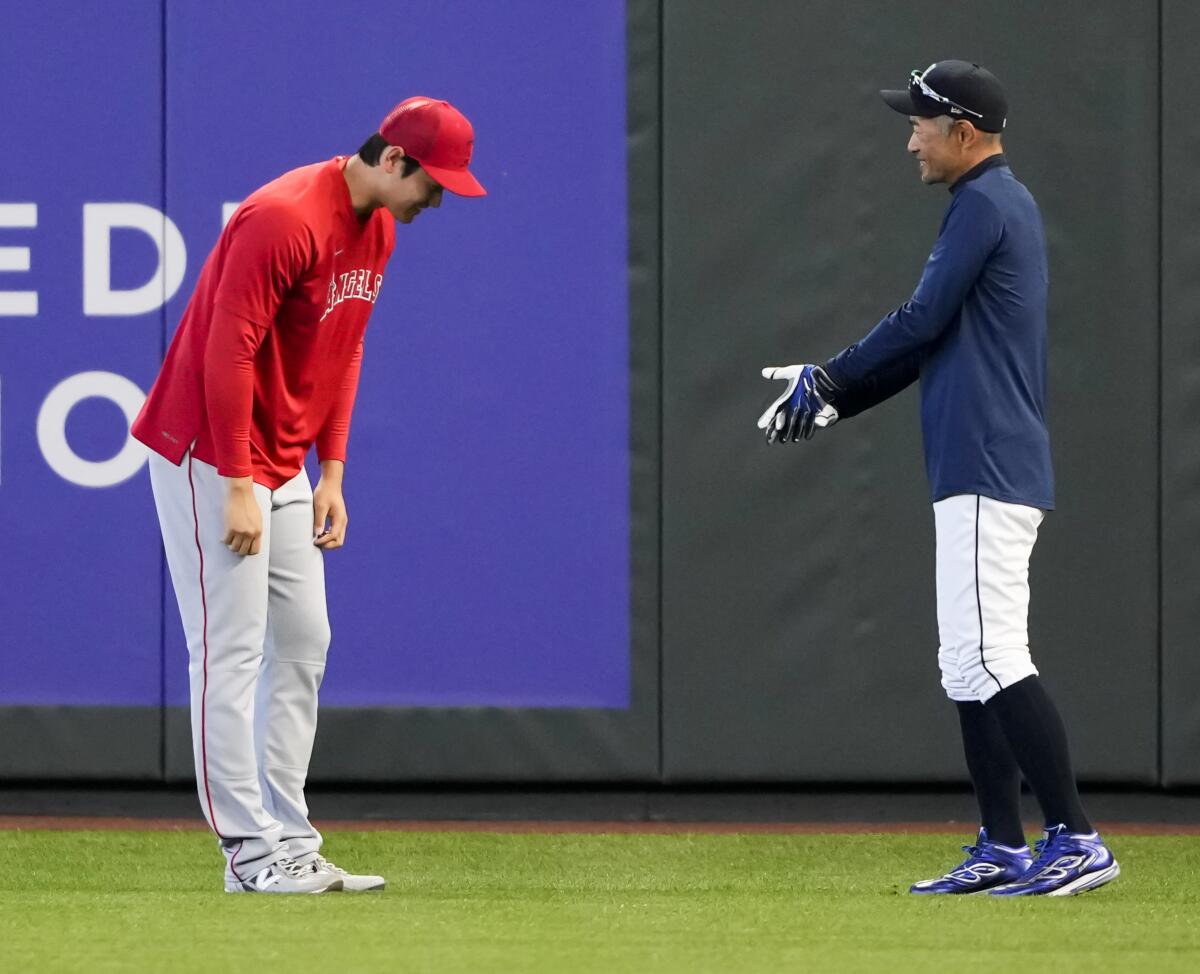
[224,856,343,894]
[311,855,386,892]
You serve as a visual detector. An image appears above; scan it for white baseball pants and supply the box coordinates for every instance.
[934,494,1042,704]
[149,452,329,881]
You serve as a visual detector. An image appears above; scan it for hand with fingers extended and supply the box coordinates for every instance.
[757,364,841,443]
[313,460,348,550]
[223,477,263,556]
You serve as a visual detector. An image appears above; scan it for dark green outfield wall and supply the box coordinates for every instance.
[659,0,1159,783]
[7,1,1200,785]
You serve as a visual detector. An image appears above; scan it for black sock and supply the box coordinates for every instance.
[985,676,1092,834]
[955,701,1026,848]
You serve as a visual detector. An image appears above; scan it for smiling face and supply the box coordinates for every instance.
[907,115,963,185]
[905,114,1002,187]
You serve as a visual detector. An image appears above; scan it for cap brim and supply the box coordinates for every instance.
[883,87,916,116]
[422,163,487,197]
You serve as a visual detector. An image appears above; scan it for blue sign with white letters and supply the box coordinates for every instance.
[0,0,630,709]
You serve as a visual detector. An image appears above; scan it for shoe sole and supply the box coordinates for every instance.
[989,860,1120,898]
[224,879,344,894]
[1044,860,1120,897]
[910,882,1010,895]
[911,873,1027,895]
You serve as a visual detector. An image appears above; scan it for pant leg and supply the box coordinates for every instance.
[255,466,331,861]
[971,496,1042,700]
[934,495,982,702]
[149,451,285,880]
[934,494,1042,704]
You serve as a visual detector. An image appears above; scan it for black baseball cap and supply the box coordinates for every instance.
[880,60,1008,133]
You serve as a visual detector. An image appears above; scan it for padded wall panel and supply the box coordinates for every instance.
[1161,0,1200,786]
[0,1,165,777]
[660,0,1159,781]
[158,0,663,782]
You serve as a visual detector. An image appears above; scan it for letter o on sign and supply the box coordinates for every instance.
[37,371,148,487]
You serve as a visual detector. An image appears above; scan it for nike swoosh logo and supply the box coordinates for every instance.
[334,248,344,256]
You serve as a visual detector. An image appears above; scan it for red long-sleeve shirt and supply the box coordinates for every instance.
[133,156,395,488]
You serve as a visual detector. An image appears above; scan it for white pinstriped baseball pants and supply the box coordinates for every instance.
[935,494,1042,704]
[149,451,329,882]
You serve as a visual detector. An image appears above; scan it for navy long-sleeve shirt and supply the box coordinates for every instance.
[825,155,1054,510]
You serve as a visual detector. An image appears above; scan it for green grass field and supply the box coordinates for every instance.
[2,829,1197,972]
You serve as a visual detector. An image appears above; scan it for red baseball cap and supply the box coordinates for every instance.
[379,97,486,197]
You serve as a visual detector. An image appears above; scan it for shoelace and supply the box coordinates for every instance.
[314,856,347,876]
[1026,834,1067,874]
[246,857,315,890]
[276,856,314,879]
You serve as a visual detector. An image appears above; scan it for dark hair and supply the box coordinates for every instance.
[357,133,422,175]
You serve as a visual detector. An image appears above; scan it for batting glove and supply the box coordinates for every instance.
[757,364,841,443]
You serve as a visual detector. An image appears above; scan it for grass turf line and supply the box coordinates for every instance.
[1,831,1197,973]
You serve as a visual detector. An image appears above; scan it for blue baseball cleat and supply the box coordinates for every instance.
[909,828,1033,894]
[988,825,1120,897]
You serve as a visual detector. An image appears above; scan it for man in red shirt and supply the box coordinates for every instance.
[133,97,485,894]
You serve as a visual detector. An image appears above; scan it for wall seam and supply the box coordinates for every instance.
[655,0,666,783]
[1156,0,1165,787]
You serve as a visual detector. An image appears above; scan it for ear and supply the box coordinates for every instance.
[380,145,406,172]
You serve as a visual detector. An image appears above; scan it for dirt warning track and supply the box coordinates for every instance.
[2,815,1199,835]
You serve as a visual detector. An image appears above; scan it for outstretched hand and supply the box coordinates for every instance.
[757,364,840,443]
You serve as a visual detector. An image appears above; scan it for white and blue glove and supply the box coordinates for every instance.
[757,364,840,443]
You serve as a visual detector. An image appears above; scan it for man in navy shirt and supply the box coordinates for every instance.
[759,61,1118,896]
